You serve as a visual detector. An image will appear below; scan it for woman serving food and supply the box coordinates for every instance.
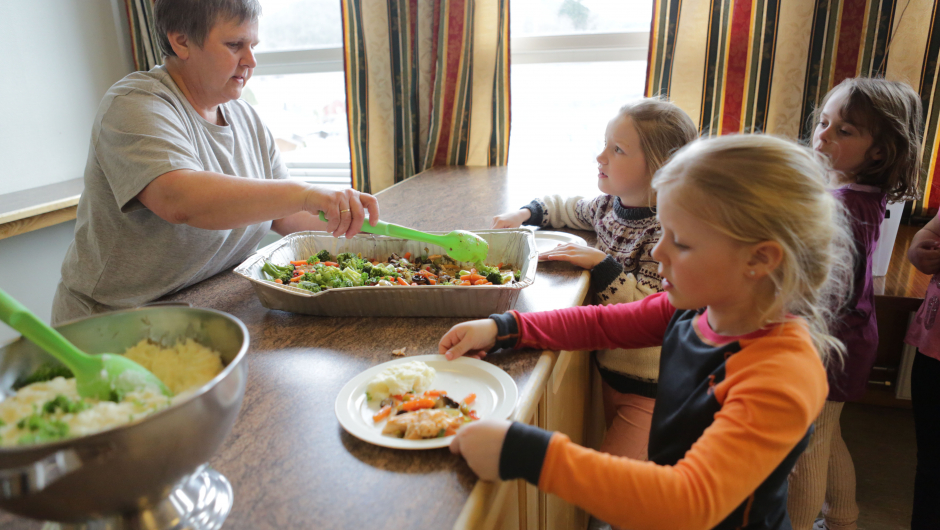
[52,0,379,323]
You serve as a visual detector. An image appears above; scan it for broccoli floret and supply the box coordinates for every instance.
[315,249,333,263]
[370,263,399,279]
[42,395,90,415]
[361,261,373,274]
[306,256,321,265]
[335,252,356,267]
[485,270,503,284]
[339,267,364,286]
[262,261,294,284]
[298,281,322,293]
[514,270,521,281]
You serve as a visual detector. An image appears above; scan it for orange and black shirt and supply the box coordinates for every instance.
[490,292,827,530]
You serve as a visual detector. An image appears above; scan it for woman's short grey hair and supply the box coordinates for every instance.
[154,0,262,57]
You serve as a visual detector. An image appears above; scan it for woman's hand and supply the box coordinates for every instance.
[539,243,607,270]
[439,319,498,360]
[449,419,511,481]
[303,186,380,239]
[492,210,531,229]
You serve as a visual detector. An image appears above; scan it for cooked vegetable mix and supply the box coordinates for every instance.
[261,250,520,293]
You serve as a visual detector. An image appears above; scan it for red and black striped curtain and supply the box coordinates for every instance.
[646,0,940,216]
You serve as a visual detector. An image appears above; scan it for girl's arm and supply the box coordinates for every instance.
[439,292,675,360]
[907,215,940,275]
[454,331,827,530]
[520,195,595,231]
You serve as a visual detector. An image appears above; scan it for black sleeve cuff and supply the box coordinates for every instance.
[499,421,554,484]
[489,312,520,351]
[521,200,544,227]
[590,254,623,292]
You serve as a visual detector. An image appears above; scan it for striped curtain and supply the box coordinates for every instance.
[646,0,940,216]
[341,0,510,194]
[123,0,162,71]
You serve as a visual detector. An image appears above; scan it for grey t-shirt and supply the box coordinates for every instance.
[53,66,288,323]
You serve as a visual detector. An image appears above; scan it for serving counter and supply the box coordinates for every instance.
[0,166,597,530]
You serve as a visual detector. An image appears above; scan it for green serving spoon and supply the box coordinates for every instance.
[0,288,171,401]
[319,212,489,263]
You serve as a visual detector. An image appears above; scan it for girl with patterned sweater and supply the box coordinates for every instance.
[441,135,854,530]
[492,98,697,461]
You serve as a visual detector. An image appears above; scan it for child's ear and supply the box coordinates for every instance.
[869,145,883,161]
[747,241,784,278]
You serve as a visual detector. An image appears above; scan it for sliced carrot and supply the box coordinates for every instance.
[404,252,412,260]
[497,262,503,268]
[396,276,409,286]
[322,261,339,267]
[424,390,447,397]
[400,398,436,412]
[290,260,308,266]
[274,279,283,284]
[428,278,437,285]
[444,426,459,436]
[290,276,303,282]
[372,405,392,422]
[469,410,480,420]
[460,280,472,286]
[463,393,476,405]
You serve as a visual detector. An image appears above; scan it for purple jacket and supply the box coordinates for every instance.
[829,185,886,401]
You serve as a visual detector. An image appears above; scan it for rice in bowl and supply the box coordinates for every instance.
[0,339,224,447]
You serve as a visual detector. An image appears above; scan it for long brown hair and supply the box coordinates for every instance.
[811,77,923,202]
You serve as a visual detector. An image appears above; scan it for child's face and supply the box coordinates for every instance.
[596,114,652,206]
[652,186,754,312]
[813,88,880,179]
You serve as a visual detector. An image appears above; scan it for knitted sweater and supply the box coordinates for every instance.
[522,194,663,390]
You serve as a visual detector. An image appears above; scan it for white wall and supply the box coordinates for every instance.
[0,0,132,345]
[0,0,133,195]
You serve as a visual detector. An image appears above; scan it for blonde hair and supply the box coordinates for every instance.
[652,135,854,364]
[619,98,699,177]
[811,77,923,202]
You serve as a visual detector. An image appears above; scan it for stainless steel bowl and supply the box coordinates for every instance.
[0,305,249,527]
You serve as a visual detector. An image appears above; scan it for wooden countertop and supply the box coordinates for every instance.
[0,166,593,530]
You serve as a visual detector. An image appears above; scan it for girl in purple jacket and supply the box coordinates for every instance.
[788,78,923,530]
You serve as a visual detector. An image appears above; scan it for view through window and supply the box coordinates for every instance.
[248,0,652,192]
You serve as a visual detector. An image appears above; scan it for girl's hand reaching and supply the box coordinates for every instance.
[909,237,940,275]
[539,243,608,270]
[492,209,531,229]
[449,419,511,481]
[439,319,498,360]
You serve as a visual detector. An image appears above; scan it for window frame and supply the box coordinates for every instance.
[251,31,649,185]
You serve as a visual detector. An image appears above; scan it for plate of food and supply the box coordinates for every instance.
[335,354,517,449]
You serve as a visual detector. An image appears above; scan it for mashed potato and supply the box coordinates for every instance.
[366,361,436,402]
[0,339,223,447]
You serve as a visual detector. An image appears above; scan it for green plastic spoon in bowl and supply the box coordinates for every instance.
[0,287,171,401]
[318,212,489,263]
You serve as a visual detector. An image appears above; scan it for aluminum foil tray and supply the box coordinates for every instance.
[234,229,538,317]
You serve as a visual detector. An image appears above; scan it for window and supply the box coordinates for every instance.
[249,0,349,189]
[509,0,652,190]
[248,0,652,191]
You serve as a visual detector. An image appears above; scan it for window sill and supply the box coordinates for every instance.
[0,178,83,241]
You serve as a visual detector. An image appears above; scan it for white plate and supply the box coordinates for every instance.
[335,354,518,450]
[534,231,588,254]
